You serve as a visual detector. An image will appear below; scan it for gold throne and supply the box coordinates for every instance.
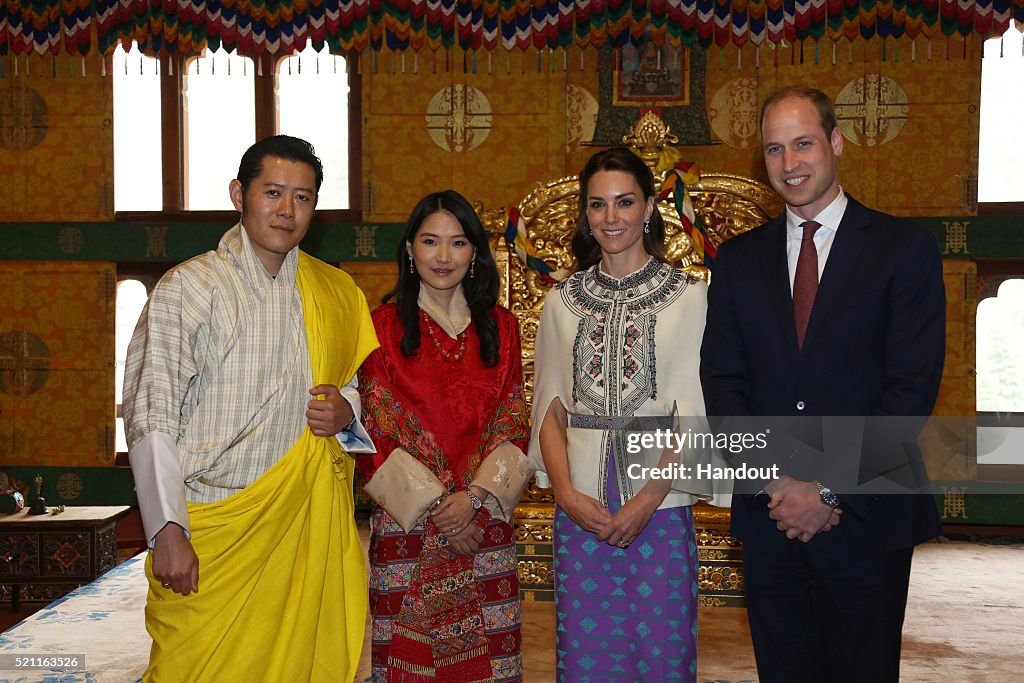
[478,111,783,607]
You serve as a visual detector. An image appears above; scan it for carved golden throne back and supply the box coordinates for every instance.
[478,113,783,606]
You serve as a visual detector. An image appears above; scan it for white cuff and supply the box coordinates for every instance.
[128,431,191,547]
[338,382,376,454]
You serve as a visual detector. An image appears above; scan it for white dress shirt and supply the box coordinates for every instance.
[786,189,848,292]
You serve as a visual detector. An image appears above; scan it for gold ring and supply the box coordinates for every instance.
[617,541,629,548]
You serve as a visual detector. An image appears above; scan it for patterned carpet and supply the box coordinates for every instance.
[0,555,147,683]
[1,537,1021,682]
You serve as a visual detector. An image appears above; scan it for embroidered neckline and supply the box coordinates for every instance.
[422,311,468,361]
[591,257,662,291]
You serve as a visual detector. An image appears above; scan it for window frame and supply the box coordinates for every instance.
[977,203,1024,216]
[114,53,362,223]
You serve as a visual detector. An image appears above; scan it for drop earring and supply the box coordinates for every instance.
[643,218,651,234]
[469,258,476,279]
[408,254,415,274]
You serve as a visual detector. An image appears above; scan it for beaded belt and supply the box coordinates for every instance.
[567,413,672,431]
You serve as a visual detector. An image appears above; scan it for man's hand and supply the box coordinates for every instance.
[596,494,659,548]
[307,384,353,436]
[765,475,842,543]
[555,488,613,534]
[152,523,199,595]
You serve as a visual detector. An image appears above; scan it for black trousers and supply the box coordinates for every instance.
[742,541,914,683]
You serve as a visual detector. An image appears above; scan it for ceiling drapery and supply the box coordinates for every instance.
[1,1,1022,58]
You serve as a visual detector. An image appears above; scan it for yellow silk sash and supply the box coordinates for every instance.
[143,253,378,682]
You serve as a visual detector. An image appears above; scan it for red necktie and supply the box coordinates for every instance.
[793,220,821,350]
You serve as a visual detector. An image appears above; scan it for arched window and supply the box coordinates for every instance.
[977,279,1024,412]
[976,277,1024,474]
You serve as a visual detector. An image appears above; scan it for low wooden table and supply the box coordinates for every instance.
[0,505,130,610]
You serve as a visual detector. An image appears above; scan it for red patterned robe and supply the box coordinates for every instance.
[358,303,529,683]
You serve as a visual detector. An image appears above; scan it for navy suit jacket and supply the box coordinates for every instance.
[700,195,945,557]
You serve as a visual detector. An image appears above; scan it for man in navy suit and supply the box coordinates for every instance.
[700,86,945,682]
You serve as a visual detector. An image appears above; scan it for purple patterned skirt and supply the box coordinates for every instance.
[553,456,699,682]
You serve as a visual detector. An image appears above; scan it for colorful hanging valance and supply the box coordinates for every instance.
[1,1,1023,58]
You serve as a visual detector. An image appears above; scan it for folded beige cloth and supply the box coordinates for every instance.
[470,443,535,523]
[418,282,471,338]
[363,448,447,532]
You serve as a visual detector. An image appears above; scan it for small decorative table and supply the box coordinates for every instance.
[0,506,130,610]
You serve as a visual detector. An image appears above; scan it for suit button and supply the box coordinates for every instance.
[796,401,806,411]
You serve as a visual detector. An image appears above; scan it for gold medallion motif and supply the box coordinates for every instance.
[0,84,49,151]
[425,84,492,152]
[835,75,908,147]
[565,84,598,153]
[0,331,51,396]
[709,76,759,149]
[56,473,84,500]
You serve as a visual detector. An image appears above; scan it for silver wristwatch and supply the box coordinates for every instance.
[815,481,840,509]
[466,488,483,511]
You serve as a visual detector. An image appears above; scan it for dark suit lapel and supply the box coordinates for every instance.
[802,196,871,352]
[758,215,800,358]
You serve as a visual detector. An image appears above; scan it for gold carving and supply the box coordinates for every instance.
[699,564,744,593]
[690,502,735,529]
[517,560,554,585]
[698,596,729,608]
[514,519,553,544]
[621,110,679,167]
[695,528,743,548]
[699,549,735,562]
